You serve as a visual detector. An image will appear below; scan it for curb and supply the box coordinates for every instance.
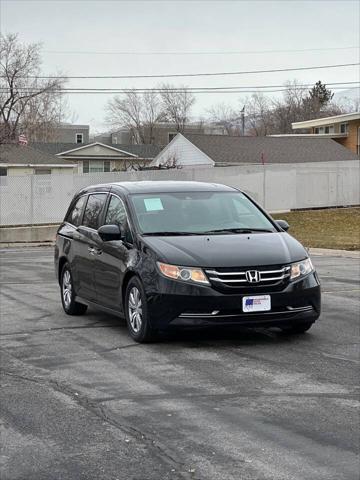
[0,242,55,249]
[309,248,360,259]
[0,243,359,259]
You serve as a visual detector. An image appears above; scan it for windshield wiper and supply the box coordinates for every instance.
[142,228,274,236]
[142,231,202,236]
[202,228,274,234]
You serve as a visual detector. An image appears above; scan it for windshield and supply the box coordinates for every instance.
[130,191,276,235]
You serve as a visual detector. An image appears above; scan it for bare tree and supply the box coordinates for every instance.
[241,80,348,136]
[106,89,166,144]
[207,102,241,135]
[243,93,273,136]
[160,84,195,132]
[21,89,69,142]
[157,151,181,169]
[0,33,66,144]
[335,95,360,113]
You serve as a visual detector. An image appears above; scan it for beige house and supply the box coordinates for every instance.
[32,142,163,173]
[58,142,140,173]
[0,144,77,177]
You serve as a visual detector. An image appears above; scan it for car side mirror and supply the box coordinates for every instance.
[276,219,290,231]
[97,224,123,241]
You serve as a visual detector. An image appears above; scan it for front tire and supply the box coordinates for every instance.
[60,263,88,316]
[125,277,157,343]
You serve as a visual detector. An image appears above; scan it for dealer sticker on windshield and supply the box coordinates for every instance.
[242,295,271,312]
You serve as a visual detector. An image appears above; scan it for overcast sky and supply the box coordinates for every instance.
[1,0,359,132]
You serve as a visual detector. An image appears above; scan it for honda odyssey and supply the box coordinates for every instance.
[55,181,321,342]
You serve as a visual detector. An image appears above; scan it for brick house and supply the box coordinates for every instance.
[291,112,360,155]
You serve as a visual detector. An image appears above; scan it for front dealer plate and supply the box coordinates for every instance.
[242,295,271,312]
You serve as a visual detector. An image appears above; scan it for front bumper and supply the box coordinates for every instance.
[145,272,321,329]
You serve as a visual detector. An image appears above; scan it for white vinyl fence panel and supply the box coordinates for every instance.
[0,161,359,226]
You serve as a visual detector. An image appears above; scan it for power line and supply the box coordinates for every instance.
[2,86,358,95]
[10,81,358,92]
[29,63,360,80]
[43,46,359,56]
[4,81,359,93]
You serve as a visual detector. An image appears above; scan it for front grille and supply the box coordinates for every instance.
[205,265,291,289]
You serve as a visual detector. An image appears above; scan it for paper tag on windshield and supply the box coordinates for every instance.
[144,198,164,211]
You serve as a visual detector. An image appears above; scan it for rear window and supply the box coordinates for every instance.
[66,195,87,226]
[82,194,107,230]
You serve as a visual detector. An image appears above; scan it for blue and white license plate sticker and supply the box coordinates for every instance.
[242,295,271,312]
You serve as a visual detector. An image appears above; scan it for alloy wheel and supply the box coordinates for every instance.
[62,270,72,309]
[128,286,143,333]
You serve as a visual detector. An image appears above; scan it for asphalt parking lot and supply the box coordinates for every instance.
[0,247,359,480]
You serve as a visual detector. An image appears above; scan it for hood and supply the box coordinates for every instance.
[142,232,308,268]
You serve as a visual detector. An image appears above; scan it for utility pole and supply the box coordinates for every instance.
[241,106,245,136]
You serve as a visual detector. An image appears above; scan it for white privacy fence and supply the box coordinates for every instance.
[0,160,359,226]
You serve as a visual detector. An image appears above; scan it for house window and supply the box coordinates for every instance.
[0,167,7,176]
[314,128,319,134]
[89,161,104,173]
[76,133,84,144]
[340,123,348,134]
[318,127,325,134]
[35,168,52,175]
[82,160,111,174]
[324,126,330,134]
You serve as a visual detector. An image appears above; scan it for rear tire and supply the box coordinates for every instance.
[60,263,88,316]
[125,277,157,343]
[281,321,314,334]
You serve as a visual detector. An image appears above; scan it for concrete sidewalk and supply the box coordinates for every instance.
[309,248,360,259]
[1,243,359,259]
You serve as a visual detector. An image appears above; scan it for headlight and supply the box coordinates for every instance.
[290,258,314,280]
[157,262,209,285]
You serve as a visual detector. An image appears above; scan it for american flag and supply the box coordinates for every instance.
[18,134,28,145]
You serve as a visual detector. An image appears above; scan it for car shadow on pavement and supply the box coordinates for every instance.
[86,307,315,348]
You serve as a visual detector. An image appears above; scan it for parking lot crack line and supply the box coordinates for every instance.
[0,369,198,480]
[93,391,360,403]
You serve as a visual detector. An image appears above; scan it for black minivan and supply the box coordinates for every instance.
[55,181,321,342]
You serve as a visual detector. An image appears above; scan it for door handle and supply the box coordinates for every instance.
[89,246,102,256]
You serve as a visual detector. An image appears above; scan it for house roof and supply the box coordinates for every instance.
[183,133,359,164]
[292,112,360,129]
[31,142,163,159]
[269,133,348,139]
[0,144,77,167]
[56,142,138,157]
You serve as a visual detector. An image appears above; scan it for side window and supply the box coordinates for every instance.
[67,195,87,226]
[105,195,127,226]
[82,194,107,230]
[104,195,132,242]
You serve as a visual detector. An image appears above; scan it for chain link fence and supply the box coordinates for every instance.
[0,161,359,226]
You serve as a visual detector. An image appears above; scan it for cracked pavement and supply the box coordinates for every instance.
[0,247,359,480]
